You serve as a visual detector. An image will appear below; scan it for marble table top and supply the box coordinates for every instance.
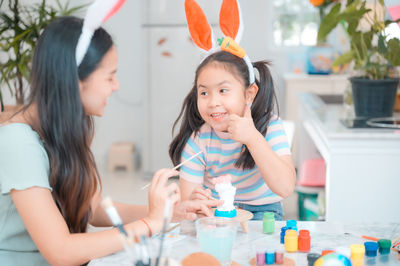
[89,221,400,265]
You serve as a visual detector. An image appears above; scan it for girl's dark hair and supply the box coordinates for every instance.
[23,16,113,233]
[169,51,278,169]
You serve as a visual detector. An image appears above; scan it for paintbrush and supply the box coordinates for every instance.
[155,198,172,266]
[101,197,128,236]
[141,150,203,190]
[101,197,137,261]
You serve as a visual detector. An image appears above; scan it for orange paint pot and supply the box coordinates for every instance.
[298,230,311,252]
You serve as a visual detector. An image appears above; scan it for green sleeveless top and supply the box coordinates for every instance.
[0,123,51,265]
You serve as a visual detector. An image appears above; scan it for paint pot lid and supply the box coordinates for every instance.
[364,241,379,251]
[299,230,310,236]
[276,244,285,253]
[378,239,391,249]
[280,226,288,232]
[285,229,297,236]
[351,244,365,255]
[307,253,320,263]
[263,212,275,219]
[286,220,297,228]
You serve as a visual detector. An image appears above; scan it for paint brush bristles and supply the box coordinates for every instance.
[140,150,203,190]
[101,196,128,236]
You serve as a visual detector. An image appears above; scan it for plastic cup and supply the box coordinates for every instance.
[196,217,238,265]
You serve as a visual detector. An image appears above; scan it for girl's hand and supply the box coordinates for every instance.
[228,103,259,145]
[189,187,212,201]
[146,168,180,234]
[172,199,223,221]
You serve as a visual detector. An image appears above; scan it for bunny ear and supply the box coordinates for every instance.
[219,0,243,43]
[76,0,126,66]
[185,0,213,52]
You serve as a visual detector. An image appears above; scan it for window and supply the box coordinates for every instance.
[273,0,319,47]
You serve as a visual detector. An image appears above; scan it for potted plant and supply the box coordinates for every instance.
[318,0,400,118]
[0,0,86,112]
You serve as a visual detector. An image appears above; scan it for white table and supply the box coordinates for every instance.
[296,93,400,222]
[89,221,400,265]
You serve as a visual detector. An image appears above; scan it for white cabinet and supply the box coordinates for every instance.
[297,93,400,222]
[284,74,349,167]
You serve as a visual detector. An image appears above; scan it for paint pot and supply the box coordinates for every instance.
[286,220,298,231]
[275,245,285,265]
[298,230,311,252]
[377,239,391,255]
[263,212,275,234]
[265,248,275,265]
[256,248,265,266]
[364,241,378,257]
[321,249,335,256]
[307,253,321,266]
[350,244,365,266]
[280,226,288,244]
[284,230,298,252]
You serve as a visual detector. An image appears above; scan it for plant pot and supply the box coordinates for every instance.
[349,77,399,118]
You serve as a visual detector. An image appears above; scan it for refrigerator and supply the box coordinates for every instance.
[142,0,223,174]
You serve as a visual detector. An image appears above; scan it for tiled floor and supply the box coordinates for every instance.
[98,164,298,220]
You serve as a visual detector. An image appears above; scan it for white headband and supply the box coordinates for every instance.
[76,0,126,66]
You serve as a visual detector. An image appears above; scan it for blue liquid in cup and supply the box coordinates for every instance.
[197,218,237,263]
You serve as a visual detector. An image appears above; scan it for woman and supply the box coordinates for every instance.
[0,16,218,265]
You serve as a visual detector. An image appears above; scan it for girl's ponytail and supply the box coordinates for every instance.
[235,60,279,169]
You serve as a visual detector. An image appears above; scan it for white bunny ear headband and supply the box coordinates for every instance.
[75,0,126,66]
[184,0,255,84]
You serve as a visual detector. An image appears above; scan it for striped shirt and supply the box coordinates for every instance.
[180,116,291,205]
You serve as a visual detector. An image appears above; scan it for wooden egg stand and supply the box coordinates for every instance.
[213,208,253,233]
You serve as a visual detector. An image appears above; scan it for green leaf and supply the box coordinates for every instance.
[377,34,387,55]
[317,3,341,42]
[332,51,354,67]
[385,38,400,66]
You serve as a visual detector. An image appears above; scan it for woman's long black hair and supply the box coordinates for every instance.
[169,51,278,170]
[22,16,113,233]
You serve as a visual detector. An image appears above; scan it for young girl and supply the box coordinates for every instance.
[0,16,217,265]
[170,0,295,221]
[169,51,296,221]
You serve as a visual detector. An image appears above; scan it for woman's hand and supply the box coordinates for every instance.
[146,168,180,234]
[228,103,259,145]
[172,199,223,222]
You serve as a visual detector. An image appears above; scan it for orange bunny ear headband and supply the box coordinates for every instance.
[75,0,126,66]
[185,0,255,84]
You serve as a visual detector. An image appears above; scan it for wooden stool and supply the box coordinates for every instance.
[108,142,135,172]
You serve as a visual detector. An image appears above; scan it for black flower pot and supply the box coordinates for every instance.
[349,77,399,118]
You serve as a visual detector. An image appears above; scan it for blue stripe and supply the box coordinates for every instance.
[232,171,258,185]
[207,158,237,169]
[235,190,278,202]
[182,151,204,166]
[268,119,281,126]
[236,178,265,195]
[187,139,202,154]
[271,142,290,151]
[181,165,204,177]
[206,146,242,156]
[199,132,236,144]
[265,130,286,141]
[205,185,277,202]
[207,167,254,177]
